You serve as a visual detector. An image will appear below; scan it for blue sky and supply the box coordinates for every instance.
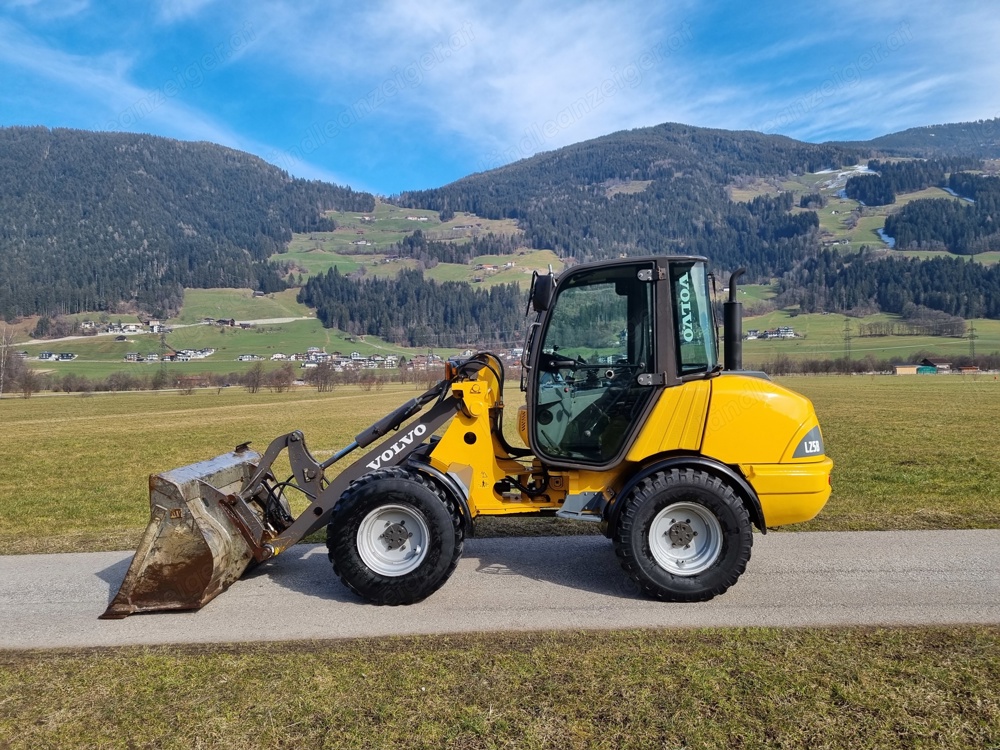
[2,1,999,195]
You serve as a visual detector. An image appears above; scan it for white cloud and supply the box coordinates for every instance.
[4,0,88,19]
[155,0,217,23]
[235,0,699,167]
[0,18,250,148]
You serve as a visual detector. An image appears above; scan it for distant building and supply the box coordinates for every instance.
[920,358,952,372]
[893,364,918,376]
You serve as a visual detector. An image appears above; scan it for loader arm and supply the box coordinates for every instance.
[102,370,475,619]
[255,390,462,558]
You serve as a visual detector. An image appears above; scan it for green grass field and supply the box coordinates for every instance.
[736,283,777,302]
[742,310,999,363]
[2,375,998,555]
[2,627,997,749]
[171,288,312,324]
[782,375,1000,531]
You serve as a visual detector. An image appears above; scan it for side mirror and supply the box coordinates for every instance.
[530,273,555,312]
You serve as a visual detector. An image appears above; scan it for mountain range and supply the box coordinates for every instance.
[3,119,1000,326]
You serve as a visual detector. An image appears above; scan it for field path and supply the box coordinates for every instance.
[2,530,998,649]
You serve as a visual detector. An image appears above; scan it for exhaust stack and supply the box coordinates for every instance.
[724,267,746,371]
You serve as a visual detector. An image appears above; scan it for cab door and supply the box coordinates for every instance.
[527,260,658,467]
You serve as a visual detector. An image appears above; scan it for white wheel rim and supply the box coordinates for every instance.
[356,504,430,577]
[649,501,723,576]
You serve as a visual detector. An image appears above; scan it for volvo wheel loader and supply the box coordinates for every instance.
[102,255,832,618]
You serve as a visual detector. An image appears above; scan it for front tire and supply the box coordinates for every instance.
[327,467,463,605]
[614,468,752,602]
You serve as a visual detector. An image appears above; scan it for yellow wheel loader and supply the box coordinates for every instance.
[102,255,832,618]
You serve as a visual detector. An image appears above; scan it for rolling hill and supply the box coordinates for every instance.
[0,127,374,320]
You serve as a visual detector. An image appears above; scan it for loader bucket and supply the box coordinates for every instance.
[100,449,262,619]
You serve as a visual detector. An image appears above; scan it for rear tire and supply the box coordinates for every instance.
[327,467,463,605]
[614,468,752,602]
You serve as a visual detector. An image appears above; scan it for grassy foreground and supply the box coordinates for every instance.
[1,375,999,553]
[1,627,997,749]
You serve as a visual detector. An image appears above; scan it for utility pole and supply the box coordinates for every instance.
[969,319,978,362]
[843,318,852,360]
[0,324,8,401]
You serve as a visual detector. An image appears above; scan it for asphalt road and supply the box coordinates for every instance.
[2,530,999,650]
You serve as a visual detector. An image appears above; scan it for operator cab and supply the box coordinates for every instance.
[525,256,718,468]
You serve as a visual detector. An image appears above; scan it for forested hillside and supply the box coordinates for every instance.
[391,121,1000,325]
[884,172,1000,255]
[0,127,374,319]
[845,118,1000,158]
[298,267,526,347]
[784,248,1000,320]
[843,158,975,206]
[397,122,861,274]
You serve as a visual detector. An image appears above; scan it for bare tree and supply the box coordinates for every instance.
[243,361,266,394]
[308,362,336,393]
[359,371,377,392]
[19,368,39,399]
[267,364,296,393]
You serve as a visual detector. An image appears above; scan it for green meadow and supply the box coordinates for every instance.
[271,199,560,288]
[171,288,312,323]
[741,310,999,363]
[2,374,998,555]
